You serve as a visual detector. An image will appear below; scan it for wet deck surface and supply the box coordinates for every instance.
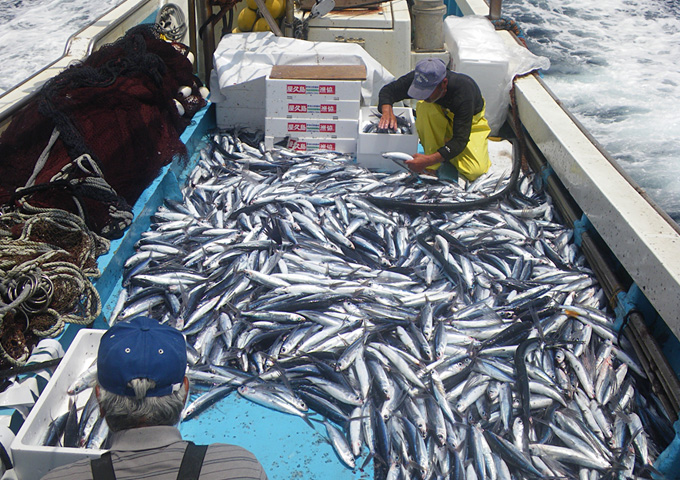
[180,394,373,480]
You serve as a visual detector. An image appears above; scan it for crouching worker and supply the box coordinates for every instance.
[378,58,491,182]
[41,316,268,480]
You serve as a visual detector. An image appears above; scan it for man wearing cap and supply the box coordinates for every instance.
[41,316,267,480]
[378,58,491,182]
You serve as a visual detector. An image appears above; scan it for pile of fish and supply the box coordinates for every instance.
[362,110,414,135]
[97,131,672,479]
[44,385,109,450]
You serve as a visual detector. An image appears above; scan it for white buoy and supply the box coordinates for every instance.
[174,99,185,116]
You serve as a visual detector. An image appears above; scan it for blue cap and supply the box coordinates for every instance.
[97,316,187,397]
[408,58,447,100]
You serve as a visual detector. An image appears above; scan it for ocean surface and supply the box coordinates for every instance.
[0,0,125,94]
[503,0,680,222]
[1,0,680,221]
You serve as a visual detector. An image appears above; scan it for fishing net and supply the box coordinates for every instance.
[0,24,207,239]
[0,208,109,367]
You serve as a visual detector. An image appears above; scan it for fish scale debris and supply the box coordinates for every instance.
[97,132,671,479]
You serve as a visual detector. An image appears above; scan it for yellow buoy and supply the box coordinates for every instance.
[268,0,285,19]
[237,7,257,31]
[232,27,242,33]
[246,0,258,9]
[253,17,271,31]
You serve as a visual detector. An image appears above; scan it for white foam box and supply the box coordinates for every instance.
[444,16,509,134]
[216,77,266,131]
[267,65,365,103]
[265,136,357,153]
[356,106,418,171]
[265,116,359,138]
[12,329,105,480]
[266,98,361,119]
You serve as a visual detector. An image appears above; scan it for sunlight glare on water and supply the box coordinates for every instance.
[503,0,680,221]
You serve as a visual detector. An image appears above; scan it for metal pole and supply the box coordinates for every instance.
[253,0,283,36]
[489,0,502,20]
[198,0,216,82]
[187,0,198,74]
[412,0,446,52]
[284,0,294,36]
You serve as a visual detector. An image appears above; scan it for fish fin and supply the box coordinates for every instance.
[301,413,316,430]
[359,452,374,470]
[528,304,546,341]
[265,358,295,392]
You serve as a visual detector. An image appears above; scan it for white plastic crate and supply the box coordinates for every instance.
[12,329,105,480]
[356,106,418,171]
[266,98,361,120]
[265,117,359,138]
[444,16,510,135]
[216,103,266,131]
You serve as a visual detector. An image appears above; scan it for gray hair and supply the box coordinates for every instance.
[97,378,187,431]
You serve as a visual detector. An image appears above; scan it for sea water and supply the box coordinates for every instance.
[2,0,680,221]
[503,0,680,222]
[0,0,124,94]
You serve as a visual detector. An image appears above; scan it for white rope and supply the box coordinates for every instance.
[24,127,60,188]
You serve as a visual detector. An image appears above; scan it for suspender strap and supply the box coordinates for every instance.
[90,443,207,480]
[90,451,116,480]
[177,443,208,480]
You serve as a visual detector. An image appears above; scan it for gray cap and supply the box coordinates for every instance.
[408,58,447,100]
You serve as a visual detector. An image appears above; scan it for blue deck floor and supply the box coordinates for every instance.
[180,393,373,479]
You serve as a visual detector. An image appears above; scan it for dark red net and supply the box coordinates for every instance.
[0,24,206,239]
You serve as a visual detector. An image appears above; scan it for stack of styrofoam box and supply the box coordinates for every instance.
[264,65,365,153]
[356,106,418,171]
[216,77,267,131]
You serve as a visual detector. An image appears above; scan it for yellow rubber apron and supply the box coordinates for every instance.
[415,100,491,182]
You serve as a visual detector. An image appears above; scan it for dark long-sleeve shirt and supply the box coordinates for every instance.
[378,70,484,161]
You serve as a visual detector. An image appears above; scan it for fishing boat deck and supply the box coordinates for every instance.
[75,102,518,480]
[3,0,680,477]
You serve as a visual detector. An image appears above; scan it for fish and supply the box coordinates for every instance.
[62,398,79,448]
[324,420,356,469]
[67,361,98,395]
[43,411,70,447]
[362,110,413,135]
[87,129,672,479]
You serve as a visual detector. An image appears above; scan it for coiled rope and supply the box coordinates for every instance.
[0,208,109,366]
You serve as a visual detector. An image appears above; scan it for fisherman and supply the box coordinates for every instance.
[378,58,491,182]
[41,316,268,480]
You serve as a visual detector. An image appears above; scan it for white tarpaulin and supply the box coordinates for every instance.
[210,32,395,106]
